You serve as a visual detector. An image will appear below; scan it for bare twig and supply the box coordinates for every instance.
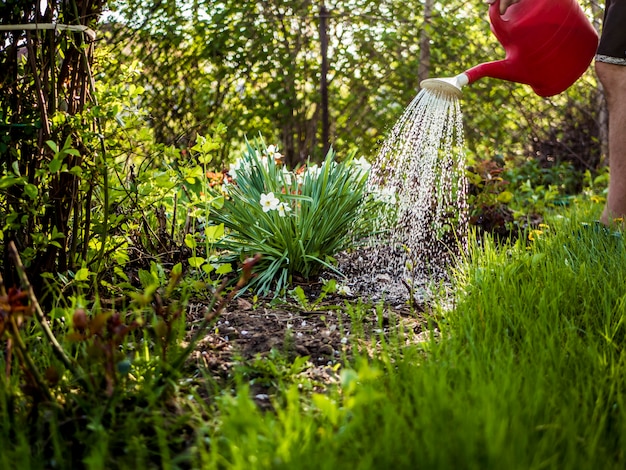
[25,32,51,137]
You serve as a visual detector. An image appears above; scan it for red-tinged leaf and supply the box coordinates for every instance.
[89,312,111,334]
[65,332,87,342]
[45,366,61,386]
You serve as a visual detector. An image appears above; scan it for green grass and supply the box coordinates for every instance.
[200,203,626,469]
[3,200,626,469]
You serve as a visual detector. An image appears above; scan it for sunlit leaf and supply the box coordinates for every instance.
[215,263,233,275]
[188,256,205,268]
[204,223,224,242]
[75,268,90,281]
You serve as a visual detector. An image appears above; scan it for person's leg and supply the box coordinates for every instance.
[595,0,626,227]
[597,62,626,226]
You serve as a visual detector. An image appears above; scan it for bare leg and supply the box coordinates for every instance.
[596,61,626,227]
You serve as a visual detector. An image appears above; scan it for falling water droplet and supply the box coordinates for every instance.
[345,87,468,303]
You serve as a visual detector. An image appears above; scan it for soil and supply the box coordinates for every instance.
[185,281,437,401]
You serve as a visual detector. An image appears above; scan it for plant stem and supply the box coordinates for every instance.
[8,241,76,375]
[9,317,54,403]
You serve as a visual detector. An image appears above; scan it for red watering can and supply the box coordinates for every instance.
[421,0,599,98]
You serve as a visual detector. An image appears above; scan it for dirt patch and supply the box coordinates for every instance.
[185,286,436,397]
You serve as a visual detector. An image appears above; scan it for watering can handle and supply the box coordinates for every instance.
[488,0,514,44]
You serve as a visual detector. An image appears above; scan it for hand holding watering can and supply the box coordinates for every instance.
[421,0,599,98]
[484,0,521,15]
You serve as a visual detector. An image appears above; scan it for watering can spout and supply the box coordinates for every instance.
[463,60,518,86]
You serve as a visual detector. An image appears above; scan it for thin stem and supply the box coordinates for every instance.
[9,317,54,403]
[1,269,53,402]
[8,241,76,375]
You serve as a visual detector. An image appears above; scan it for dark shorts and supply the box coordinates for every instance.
[597,0,626,65]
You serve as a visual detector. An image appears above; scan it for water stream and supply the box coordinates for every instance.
[343,87,468,304]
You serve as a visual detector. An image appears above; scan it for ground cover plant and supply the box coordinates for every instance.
[189,203,626,470]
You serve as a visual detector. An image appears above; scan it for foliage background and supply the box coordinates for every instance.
[102,0,605,169]
[0,0,608,294]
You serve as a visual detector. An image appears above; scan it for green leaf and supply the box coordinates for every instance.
[23,184,38,200]
[211,195,225,210]
[114,267,129,281]
[497,191,514,204]
[49,307,66,319]
[215,263,233,275]
[184,233,197,249]
[138,269,157,288]
[0,176,23,189]
[531,253,547,268]
[188,256,205,268]
[171,262,183,276]
[205,223,224,242]
[290,286,308,307]
[46,140,59,154]
[49,158,62,173]
[75,268,90,281]
[312,394,341,426]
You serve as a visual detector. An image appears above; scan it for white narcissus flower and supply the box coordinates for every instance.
[229,158,243,180]
[281,167,293,185]
[266,144,283,162]
[260,192,280,212]
[307,164,321,178]
[277,202,292,217]
[353,156,371,171]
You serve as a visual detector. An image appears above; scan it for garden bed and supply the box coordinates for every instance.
[185,286,434,399]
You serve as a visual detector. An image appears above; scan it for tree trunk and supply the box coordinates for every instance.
[319,2,330,157]
[418,0,434,90]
